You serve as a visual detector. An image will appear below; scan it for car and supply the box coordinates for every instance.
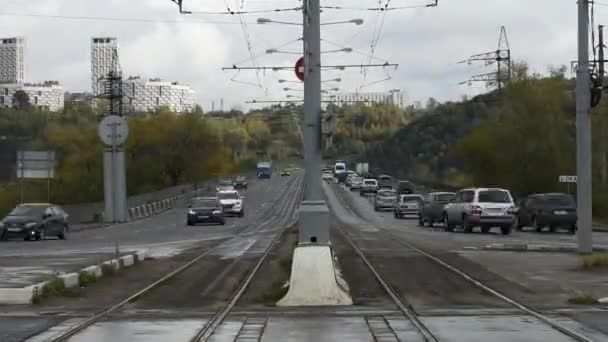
[360,179,379,196]
[443,188,516,235]
[348,176,364,190]
[322,170,334,181]
[187,197,225,226]
[0,203,69,241]
[516,193,577,234]
[418,192,456,226]
[233,176,248,190]
[378,175,393,189]
[374,189,398,211]
[281,169,291,177]
[216,179,235,192]
[394,194,425,219]
[217,190,245,217]
[397,181,416,195]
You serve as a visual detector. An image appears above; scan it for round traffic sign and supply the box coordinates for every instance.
[295,57,305,81]
[98,115,129,146]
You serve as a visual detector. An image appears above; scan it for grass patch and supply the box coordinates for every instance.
[568,293,597,305]
[78,271,97,287]
[101,263,119,277]
[32,275,81,304]
[256,225,298,305]
[579,253,608,270]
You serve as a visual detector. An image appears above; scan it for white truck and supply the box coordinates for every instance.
[356,162,369,176]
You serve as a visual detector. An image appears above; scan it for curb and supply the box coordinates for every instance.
[127,195,181,222]
[479,243,608,253]
[0,250,148,305]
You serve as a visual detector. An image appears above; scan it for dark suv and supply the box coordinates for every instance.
[516,193,577,233]
[0,203,69,241]
[187,197,226,226]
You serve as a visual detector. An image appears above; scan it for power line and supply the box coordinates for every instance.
[0,12,252,24]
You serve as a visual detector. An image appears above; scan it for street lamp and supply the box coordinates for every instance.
[321,18,364,26]
[266,49,300,55]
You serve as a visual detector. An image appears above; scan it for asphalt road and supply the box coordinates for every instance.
[333,183,608,251]
[0,174,297,289]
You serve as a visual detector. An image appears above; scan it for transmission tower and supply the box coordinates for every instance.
[459,26,511,89]
[97,50,124,117]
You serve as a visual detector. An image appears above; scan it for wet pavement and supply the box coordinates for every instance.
[0,176,294,290]
[19,313,608,341]
[0,252,119,288]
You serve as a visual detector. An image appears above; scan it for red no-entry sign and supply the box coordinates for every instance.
[295,57,305,81]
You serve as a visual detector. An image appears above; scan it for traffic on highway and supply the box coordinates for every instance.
[2,1,608,341]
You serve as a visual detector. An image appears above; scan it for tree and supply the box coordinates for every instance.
[13,90,31,111]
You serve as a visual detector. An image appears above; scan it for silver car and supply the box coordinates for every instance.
[374,189,397,211]
[444,188,516,235]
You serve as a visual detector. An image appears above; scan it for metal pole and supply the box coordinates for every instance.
[577,0,593,254]
[111,123,118,223]
[303,0,322,201]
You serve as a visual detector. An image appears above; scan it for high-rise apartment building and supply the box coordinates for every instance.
[90,37,195,113]
[0,37,25,84]
[0,37,63,111]
[90,37,120,96]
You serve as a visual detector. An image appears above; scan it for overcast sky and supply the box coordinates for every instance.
[0,0,595,110]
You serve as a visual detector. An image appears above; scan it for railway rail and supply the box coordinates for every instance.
[48,175,303,342]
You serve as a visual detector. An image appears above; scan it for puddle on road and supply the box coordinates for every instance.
[66,319,205,342]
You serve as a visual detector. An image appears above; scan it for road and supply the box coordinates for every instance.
[0,175,295,289]
[3,174,608,342]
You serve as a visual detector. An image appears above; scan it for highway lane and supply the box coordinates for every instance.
[0,174,298,290]
[333,183,608,250]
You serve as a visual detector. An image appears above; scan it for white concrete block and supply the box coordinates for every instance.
[599,297,608,304]
[120,255,135,267]
[81,265,102,278]
[277,245,352,306]
[0,287,35,304]
[59,273,80,288]
[135,250,148,262]
[102,259,120,272]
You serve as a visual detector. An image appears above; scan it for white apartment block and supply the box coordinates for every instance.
[91,37,120,96]
[0,37,25,84]
[0,82,64,112]
[91,37,195,113]
[123,76,194,113]
[325,90,406,108]
[0,37,63,111]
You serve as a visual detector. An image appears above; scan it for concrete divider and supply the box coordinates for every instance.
[0,250,148,304]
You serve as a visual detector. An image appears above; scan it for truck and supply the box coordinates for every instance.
[356,162,369,176]
[256,161,272,179]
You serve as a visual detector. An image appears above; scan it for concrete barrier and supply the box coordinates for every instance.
[135,250,148,262]
[120,255,135,267]
[82,265,102,278]
[59,273,79,288]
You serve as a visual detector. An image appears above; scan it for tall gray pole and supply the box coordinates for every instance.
[297,0,329,245]
[577,0,593,254]
[303,0,322,201]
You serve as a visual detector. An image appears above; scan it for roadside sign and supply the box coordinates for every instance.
[16,151,55,179]
[295,57,305,81]
[98,115,129,146]
[559,175,577,183]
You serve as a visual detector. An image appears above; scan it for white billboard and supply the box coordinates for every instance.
[16,151,56,179]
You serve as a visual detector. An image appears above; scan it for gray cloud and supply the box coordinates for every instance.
[0,0,589,110]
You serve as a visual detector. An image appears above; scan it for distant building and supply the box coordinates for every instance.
[90,37,120,97]
[0,37,25,84]
[325,90,406,108]
[0,37,63,111]
[122,76,194,113]
[0,82,64,112]
[66,92,94,107]
[90,37,195,113]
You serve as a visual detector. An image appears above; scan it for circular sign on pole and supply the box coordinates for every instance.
[295,57,305,82]
[98,115,129,146]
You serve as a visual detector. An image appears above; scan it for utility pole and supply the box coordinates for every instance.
[577,0,593,254]
[297,0,331,246]
[459,26,511,89]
